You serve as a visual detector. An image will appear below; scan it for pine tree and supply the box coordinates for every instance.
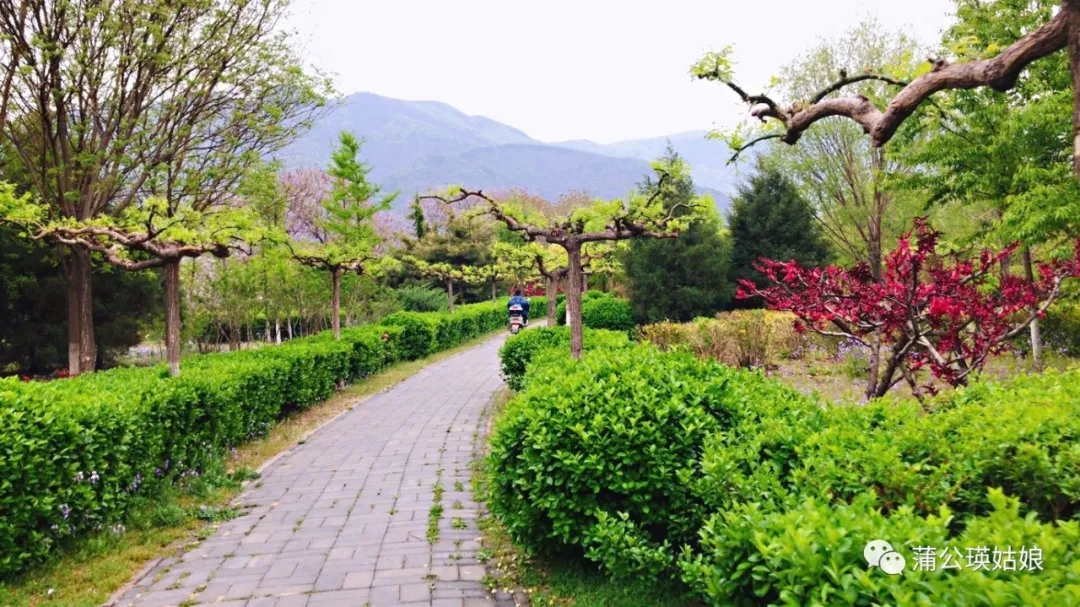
[622,146,734,323]
[728,162,830,307]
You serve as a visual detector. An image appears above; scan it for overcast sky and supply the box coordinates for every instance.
[281,0,955,144]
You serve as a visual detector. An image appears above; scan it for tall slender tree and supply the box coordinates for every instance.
[288,132,396,339]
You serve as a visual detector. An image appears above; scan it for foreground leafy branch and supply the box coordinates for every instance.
[693,1,1080,176]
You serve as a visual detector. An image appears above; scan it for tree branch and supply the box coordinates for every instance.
[809,73,908,104]
[710,8,1071,147]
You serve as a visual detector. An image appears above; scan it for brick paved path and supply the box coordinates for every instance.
[113,334,511,607]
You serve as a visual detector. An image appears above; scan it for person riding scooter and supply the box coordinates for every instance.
[508,288,530,327]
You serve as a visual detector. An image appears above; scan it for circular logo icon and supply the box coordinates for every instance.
[864,539,894,567]
[879,551,907,575]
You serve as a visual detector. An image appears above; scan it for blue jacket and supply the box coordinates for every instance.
[507,295,530,318]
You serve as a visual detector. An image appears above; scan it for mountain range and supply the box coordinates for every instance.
[277,92,742,214]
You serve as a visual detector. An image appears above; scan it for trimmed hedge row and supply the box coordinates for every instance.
[488,341,1080,604]
[0,297,541,577]
[555,290,618,326]
[497,325,632,391]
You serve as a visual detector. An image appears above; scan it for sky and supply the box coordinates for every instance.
[281,0,956,144]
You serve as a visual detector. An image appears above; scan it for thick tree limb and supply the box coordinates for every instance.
[711,6,1072,147]
[35,224,236,269]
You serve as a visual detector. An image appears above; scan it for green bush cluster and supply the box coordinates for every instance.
[580,296,634,332]
[0,297,536,577]
[487,340,1080,604]
[489,345,816,570]
[555,290,621,327]
[497,325,632,391]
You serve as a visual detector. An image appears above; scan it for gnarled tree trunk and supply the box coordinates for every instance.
[65,248,97,375]
[331,267,342,340]
[164,260,182,376]
[545,276,558,327]
[566,244,584,359]
[447,279,455,314]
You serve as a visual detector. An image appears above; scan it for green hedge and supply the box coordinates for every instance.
[497,326,632,391]
[487,339,1080,602]
[555,290,611,326]
[580,297,634,332]
[0,298,529,578]
[488,344,816,578]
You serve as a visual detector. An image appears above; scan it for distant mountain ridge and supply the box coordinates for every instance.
[277,92,739,214]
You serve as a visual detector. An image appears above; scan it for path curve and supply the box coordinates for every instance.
[113,333,511,607]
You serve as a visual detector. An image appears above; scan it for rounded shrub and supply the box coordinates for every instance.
[497,326,631,391]
[556,290,608,326]
[581,297,634,332]
[381,311,438,359]
[487,344,819,578]
[781,367,1080,522]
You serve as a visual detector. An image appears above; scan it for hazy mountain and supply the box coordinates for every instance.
[552,131,748,198]
[277,92,736,214]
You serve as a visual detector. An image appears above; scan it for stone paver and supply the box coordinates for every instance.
[112,334,513,607]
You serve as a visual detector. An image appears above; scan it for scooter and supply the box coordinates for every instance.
[508,303,525,334]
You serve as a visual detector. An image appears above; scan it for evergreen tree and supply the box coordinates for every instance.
[728,162,830,307]
[288,132,396,340]
[408,196,428,239]
[622,146,734,323]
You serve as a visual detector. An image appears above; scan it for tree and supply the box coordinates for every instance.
[402,257,467,313]
[0,220,161,374]
[622,146,734,323]
[739,218,1080,401]
[0,0,329,374]
[466,263,512,303]
[408,195,428,239]
[728,163,830,307]
[492,240,545,304]
[894,0,1080,371]
[422,163,700,358]
[288,133,396,339]
[690,3,1080,177]
[767,20,923,277]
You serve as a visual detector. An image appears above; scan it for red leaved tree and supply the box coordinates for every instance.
[738,219,1080,401]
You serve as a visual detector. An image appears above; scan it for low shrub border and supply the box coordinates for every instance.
[497,325,632,391]
[487,338,1080,604]
[0,296,546,578]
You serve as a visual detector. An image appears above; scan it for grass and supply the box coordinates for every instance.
[471,389,696,607]
[0,328,505,607]
[772,348,1077,405]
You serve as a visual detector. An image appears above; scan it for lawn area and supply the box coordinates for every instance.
[0,329,504,607]
[771,347,1077,404]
